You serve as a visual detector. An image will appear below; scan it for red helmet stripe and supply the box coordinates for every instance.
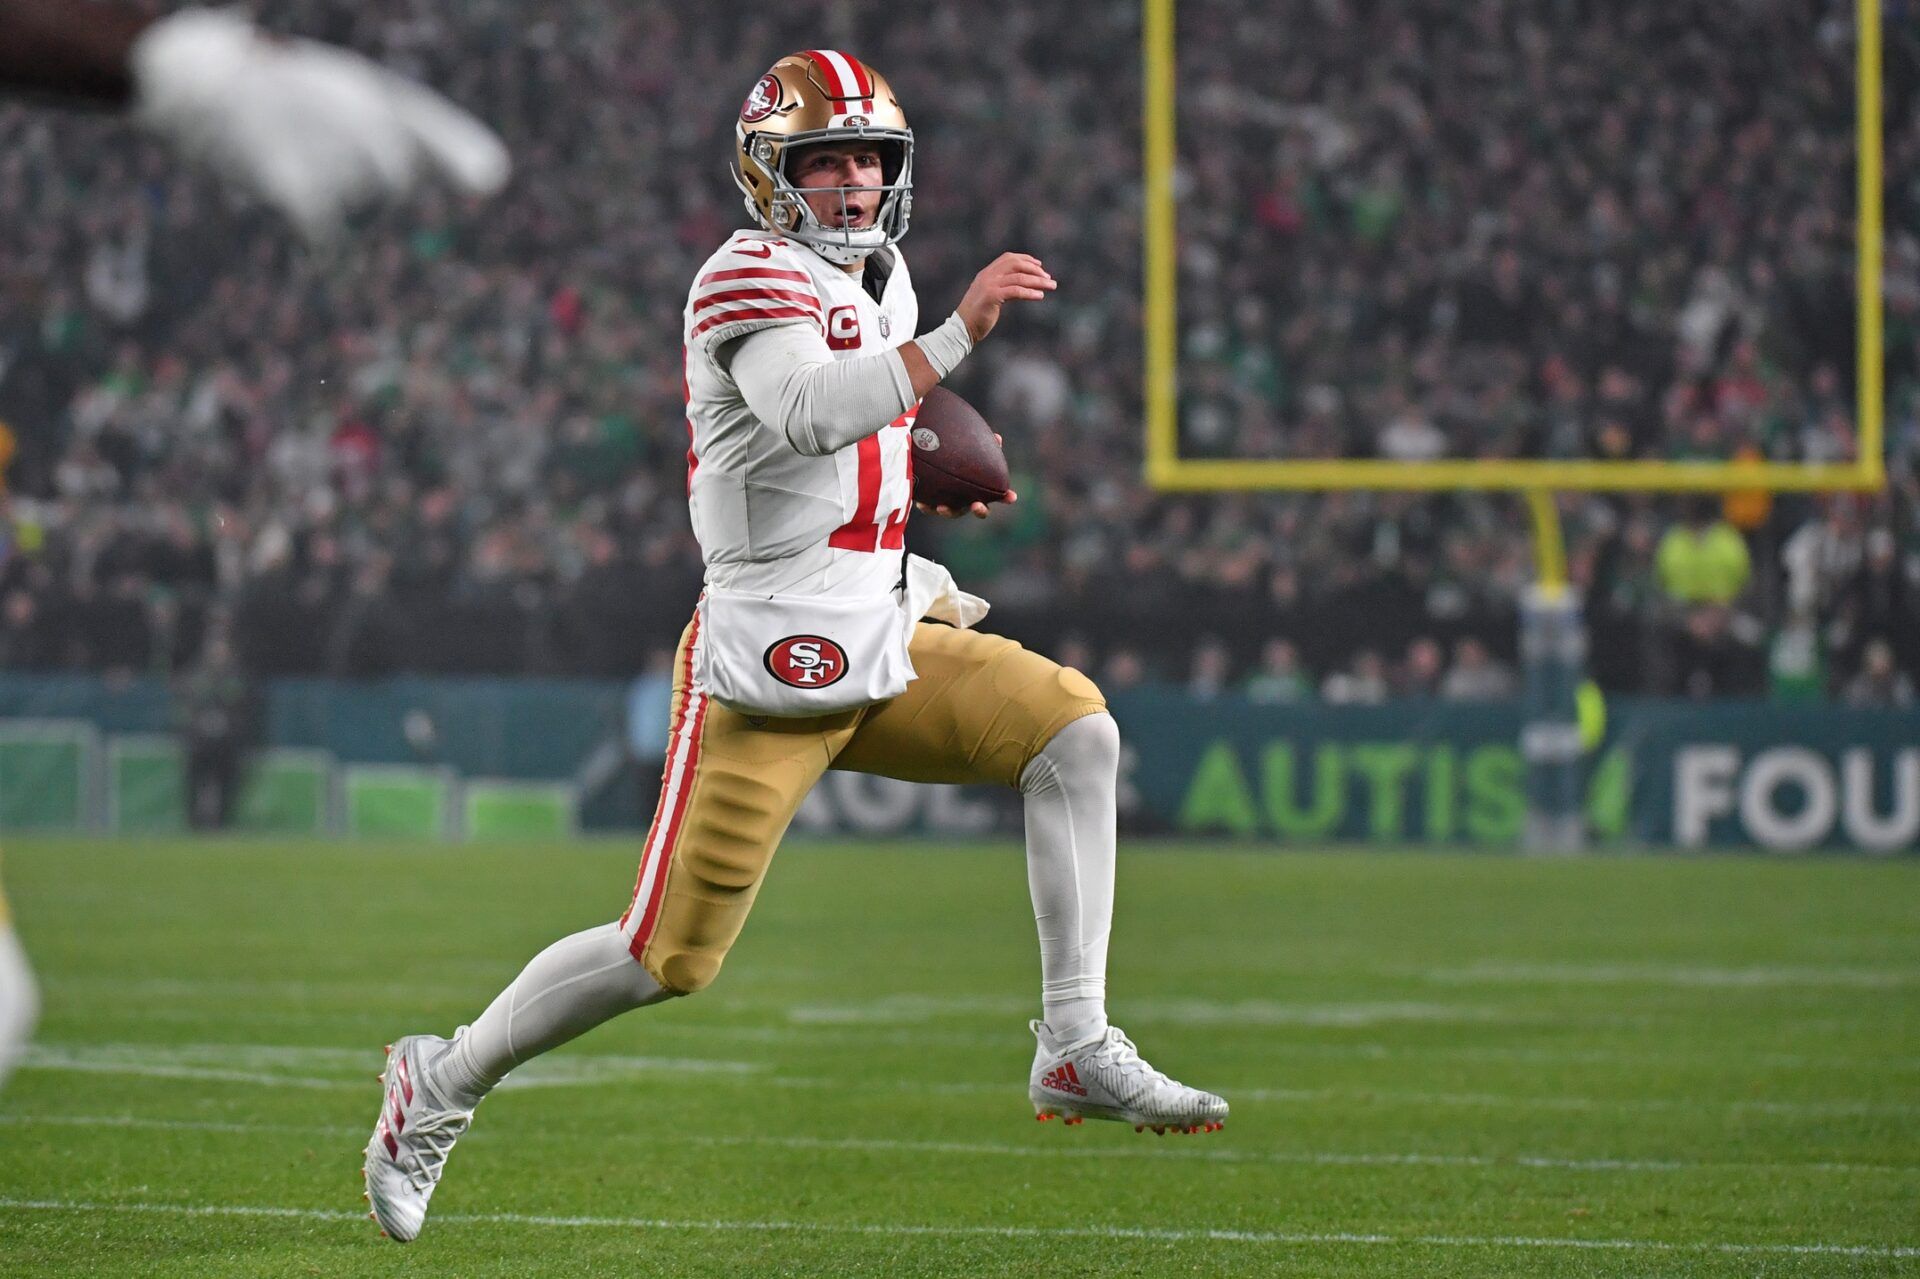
[802,49,852,113]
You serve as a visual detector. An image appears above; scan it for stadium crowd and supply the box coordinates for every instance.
[0,0,1915,705]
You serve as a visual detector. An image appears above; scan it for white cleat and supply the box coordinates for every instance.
[1028,1020,1228,1134]
[362,1034,473,1242]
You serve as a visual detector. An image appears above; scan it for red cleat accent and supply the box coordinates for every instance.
[1036,1112,1053,1121]
[1064,1116,1083,1126]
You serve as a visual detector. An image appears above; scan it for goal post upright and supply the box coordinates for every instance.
[1142,0,1180,493]
[1857,0,1884,488]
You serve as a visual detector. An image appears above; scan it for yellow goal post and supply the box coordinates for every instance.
[1141,0,1887,511]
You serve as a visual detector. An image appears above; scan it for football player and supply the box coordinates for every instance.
[0,0,507,1091]
[362,50,1226,1242]
[0,0,509,241]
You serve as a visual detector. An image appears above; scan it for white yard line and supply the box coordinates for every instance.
[787,998,1522,1027]
[1223,1086,1920,1118]
[16,1042,762,1092]
[0,1197,1912,1259]
[16,1048,348,1090]
[760,1074,1920,1118]
[678,1133,1913,1178]
[0,1113,358,1137]
[2,1113,1908,1177]
[1417,963,1920,990]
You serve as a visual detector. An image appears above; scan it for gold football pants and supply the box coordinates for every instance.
[616,618,1106,994]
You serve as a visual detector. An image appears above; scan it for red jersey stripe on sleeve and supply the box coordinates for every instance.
[698,267,812,288]
[690,305,822,339]
[692,287,821,316]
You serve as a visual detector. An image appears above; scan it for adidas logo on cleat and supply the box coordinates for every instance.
[1039,1062,1088,1097]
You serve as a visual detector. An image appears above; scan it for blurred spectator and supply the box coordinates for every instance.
[1244,638,1311,704]
[1396,636,1445,697]
[1438,638,1518,702]
[1655,500,1751,607]
[1842,638,1915,708]
[175,634,253,830]
[1834,528,1910,675]
[1766,606,1826,703]
[1782,499,1867,617]
[1053,634,1094,680]
[626,648,675,820]
[0,588,56,669]
[1669,606,1767,699]
[1188,636,1232,700]
[1322,650,1388,705]
[1101,647,1147,692]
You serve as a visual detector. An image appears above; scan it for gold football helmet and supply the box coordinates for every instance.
[732,50,913,265]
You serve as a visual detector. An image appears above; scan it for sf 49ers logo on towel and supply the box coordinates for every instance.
[764,635,849,689]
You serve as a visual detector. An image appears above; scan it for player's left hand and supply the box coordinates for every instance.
[916,488,1017,519]
[915,433,1014,518]
[130,9,510,244]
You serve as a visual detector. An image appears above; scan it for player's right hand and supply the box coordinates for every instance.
[130,9,509,244]
[956,253,1056,343]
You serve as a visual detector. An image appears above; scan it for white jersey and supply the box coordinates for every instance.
[679,229,983,717]
[683,228,918,599]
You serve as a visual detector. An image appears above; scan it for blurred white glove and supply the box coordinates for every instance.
[130,8,509,242]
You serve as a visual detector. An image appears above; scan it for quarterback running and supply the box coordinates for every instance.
[362,49,1227,1242]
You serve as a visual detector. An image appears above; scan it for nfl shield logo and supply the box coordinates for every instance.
[879,316,891,338]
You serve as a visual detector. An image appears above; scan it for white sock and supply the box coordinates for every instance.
[0,925,39,1093]
[1019,712,1118,1047]
[434,922,669,1107]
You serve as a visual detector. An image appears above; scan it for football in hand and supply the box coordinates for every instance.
[910,386,1011,509]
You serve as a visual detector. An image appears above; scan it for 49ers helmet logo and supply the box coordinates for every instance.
[741,75,781,123]
[764,635,849,689]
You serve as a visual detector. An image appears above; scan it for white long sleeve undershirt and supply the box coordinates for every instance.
[718,322,917,458]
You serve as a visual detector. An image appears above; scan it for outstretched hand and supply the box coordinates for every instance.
[956,253,1055,343]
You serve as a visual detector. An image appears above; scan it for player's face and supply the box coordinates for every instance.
[789,142,884,230]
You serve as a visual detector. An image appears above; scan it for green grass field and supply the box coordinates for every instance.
[0,838,1915,1277]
